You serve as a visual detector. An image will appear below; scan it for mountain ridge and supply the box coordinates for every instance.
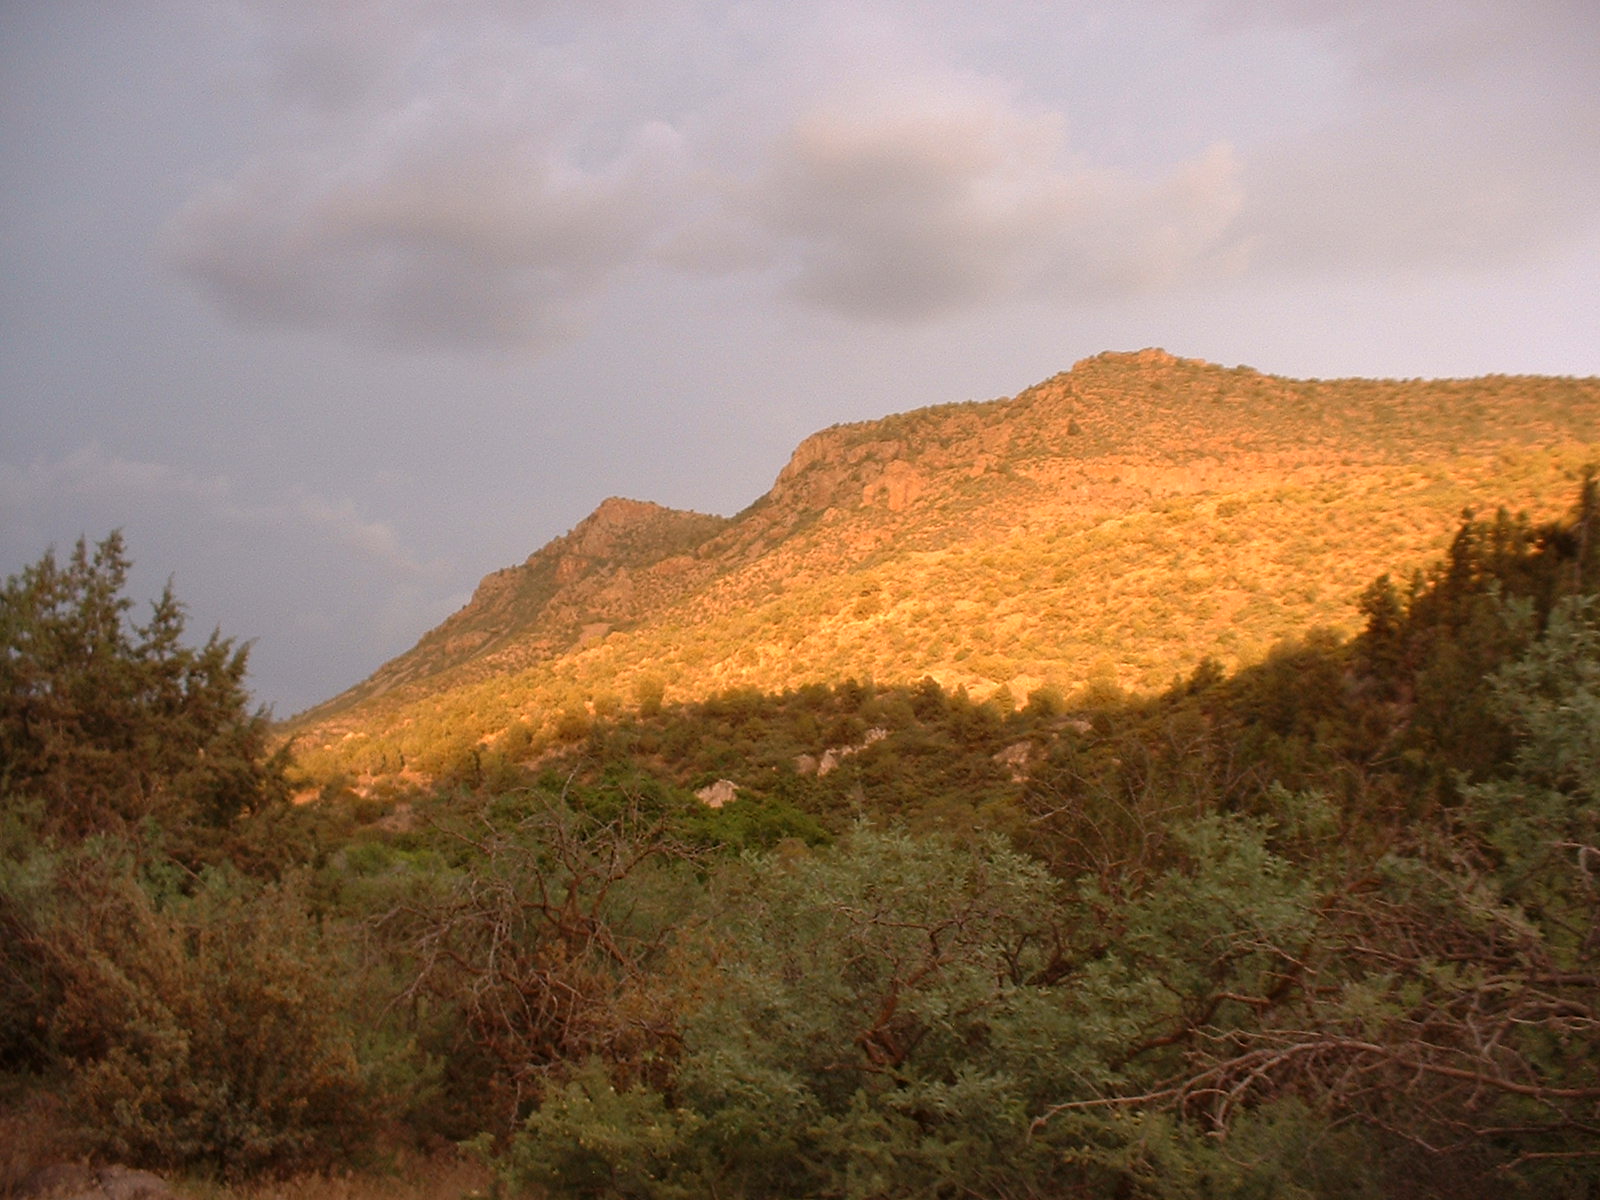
[289,349,1600,780]
[341,497,730,704]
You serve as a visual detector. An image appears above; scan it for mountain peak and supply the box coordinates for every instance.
[1072,346,1207,372]
[556,497,723,565]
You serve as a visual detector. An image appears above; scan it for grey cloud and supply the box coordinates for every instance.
[1250,0,1600,130]
[242,0,425,112]
[716,78,1247,320]
[164,116,686,351]
[229,0,565,113]
[179,1,1261,339]
[1181,0,1600,273]
[1241,109,1600,275]
[166,0,1598,345]
[167,1,692,351]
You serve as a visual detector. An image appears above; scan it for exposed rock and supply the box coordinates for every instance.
[863,460,926,511]
[994,740,1035,781]
[695,779,739,808]
[298,496,727,716]
[100,1169,173,1200]
[16,1165,176,1200]
[289,348,1600,757]
[377,800,417,832]
[817,727,890,777]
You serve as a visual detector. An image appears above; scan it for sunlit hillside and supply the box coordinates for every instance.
[286,349,1600,784]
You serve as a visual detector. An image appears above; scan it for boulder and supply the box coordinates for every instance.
[16,1165,177,1200]
[695,779,739,808]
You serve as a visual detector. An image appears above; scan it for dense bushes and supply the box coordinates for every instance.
[5,487,1599,1193]
[0,535,374,1178]
[381,789,699,1134]
[1,850,375,1175]
[471,484,1600,1197]
[501,829,1081,1199]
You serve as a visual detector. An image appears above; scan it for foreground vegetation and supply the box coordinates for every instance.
[4,482,1600,1196]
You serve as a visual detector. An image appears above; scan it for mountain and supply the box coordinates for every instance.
[288,349,1600,782]
[347,497,731,702]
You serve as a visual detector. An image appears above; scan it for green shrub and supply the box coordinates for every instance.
[498,829,1080,1199]
[1,846,376,1177]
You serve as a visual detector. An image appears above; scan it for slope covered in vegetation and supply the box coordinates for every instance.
[291,350,1600,791]
[4,483,1599,1197]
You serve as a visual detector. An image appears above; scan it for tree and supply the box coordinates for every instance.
[0,532,284,843]
[387,788,699,1133]
[1030,635,1600,1198]
[501,829,1081,1200]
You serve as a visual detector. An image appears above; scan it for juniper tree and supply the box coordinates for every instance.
[0,532,284,843]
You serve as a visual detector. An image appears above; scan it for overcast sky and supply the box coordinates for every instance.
[3,0,1598,716]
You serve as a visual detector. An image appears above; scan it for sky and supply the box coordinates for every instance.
[3,0,1598,716]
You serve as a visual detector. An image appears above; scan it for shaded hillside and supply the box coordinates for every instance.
[289,349,1600,782]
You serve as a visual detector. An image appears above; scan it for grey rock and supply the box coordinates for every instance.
[16,1164,176,1200]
